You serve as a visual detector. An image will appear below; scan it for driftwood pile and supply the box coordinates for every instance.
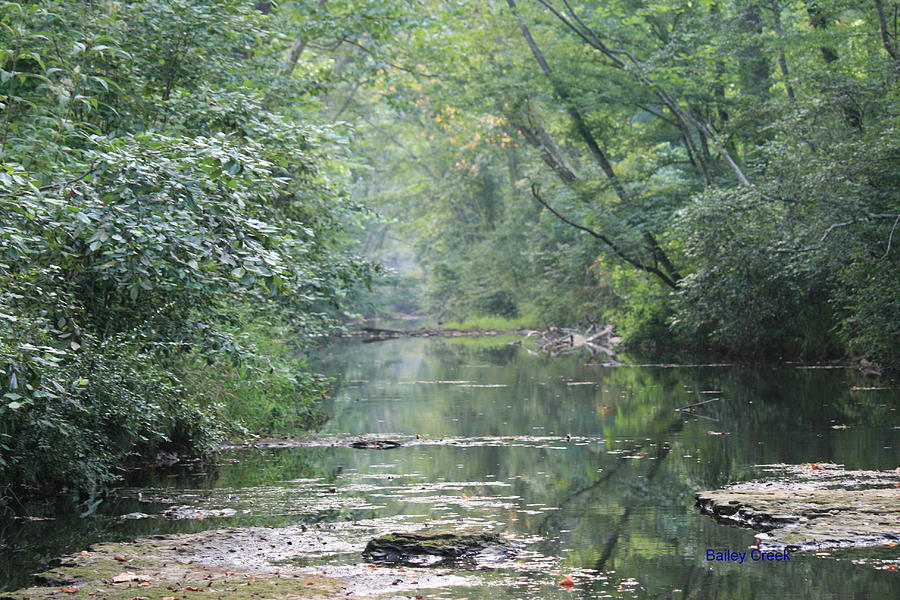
[524,324,619,358]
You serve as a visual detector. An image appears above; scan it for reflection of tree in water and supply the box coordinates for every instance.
[310,339,898,598]
[533,403,689,580]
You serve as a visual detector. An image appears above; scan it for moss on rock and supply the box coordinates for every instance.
[362,528,509,565]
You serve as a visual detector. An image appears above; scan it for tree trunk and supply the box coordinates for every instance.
[738,3,771,98]
[769,1,797,99]
[873,0,899,61]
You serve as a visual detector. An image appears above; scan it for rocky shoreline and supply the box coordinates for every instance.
[696,464,900,553]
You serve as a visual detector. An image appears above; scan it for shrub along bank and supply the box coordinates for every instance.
[0,1,371,503]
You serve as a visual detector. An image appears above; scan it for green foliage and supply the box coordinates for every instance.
[602,263,679,356]
[184,320,331,437]
[0,0,372,501]
[672,66,899,362]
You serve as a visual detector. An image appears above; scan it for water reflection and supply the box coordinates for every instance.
[1,337,897,598]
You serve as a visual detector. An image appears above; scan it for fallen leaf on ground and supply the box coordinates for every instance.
[801,462,823,470]
[559,575,575,587]
[114,556,128,562]
[60,587,79,593]
[183,586,204,591]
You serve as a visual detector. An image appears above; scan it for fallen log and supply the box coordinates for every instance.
[353,326,524,340]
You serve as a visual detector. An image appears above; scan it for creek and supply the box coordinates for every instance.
[1,336,898,598]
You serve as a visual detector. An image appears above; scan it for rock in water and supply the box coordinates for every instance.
[119,512,154,520]
[363,528,509,565]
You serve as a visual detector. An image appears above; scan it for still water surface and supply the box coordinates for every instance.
[2,337,898,598]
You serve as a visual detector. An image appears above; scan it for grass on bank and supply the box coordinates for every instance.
[440,315,543,331]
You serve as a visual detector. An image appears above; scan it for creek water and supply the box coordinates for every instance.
[2,336,898,598]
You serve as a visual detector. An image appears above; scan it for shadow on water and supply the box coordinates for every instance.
[1,337,898,598]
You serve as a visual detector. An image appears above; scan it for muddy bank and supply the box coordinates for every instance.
[1,522,489,600]
[696,464,900,553]
[0,532,353,600]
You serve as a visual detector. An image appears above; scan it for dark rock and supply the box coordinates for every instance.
[363,528,511,565]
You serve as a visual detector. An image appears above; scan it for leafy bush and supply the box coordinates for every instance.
[0,0,370,503]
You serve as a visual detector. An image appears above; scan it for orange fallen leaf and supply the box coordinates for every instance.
[61,587,79,593]
[114,556,128,562]
[801,463,823,470]
[305,582,314,586]
[883,564,897,571]
[559,575,575,587]
[183,587,204,591]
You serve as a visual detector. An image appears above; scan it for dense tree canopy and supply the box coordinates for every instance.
[309,0,898,365]
[1,0,897,501]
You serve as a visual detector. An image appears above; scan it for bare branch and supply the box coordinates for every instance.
[530,184,678,288]
[774,214,900,253]
[881,215,900,259]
